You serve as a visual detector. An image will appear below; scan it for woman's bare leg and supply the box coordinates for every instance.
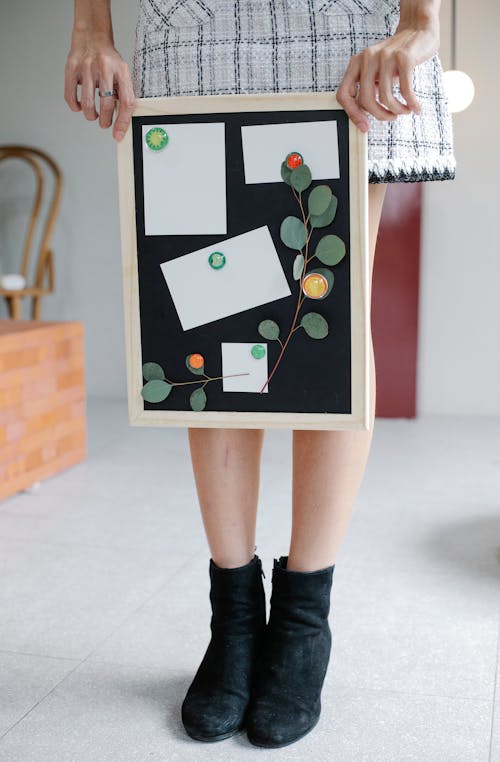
[288,184,387,572]
[188,185,386,572]
[187,428,265,568]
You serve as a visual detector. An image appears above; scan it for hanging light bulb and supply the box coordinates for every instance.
[442,0,474,113]
[443,69,475,113]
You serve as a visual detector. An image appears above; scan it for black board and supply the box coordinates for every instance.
[131,108,351,415]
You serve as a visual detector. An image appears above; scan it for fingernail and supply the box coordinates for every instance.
[360,121,369,132]
[116,131,125,141]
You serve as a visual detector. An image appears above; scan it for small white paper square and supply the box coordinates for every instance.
[221,343,269,393]
[160,226,291,330]
[142,122,227,236]
[241,121,340,184]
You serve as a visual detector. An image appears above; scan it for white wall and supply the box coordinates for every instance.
[0,0,137,398]
[418,0,500,414]
[0,0,498,413]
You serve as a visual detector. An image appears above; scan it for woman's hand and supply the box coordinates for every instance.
[64,29,136,142]
[336,1,440,132]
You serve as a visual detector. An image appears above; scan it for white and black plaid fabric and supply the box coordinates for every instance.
[132,0,456,182]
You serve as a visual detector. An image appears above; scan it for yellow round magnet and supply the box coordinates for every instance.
[302,271,328,299]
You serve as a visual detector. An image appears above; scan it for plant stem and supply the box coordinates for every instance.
[258,190,311,393]
[258,281,305,392]
[205,372,250,382]
[166,371,249,387]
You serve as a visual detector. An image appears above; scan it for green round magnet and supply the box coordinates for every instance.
[251,344,266,359]
[145,127,169,151]
[208,251,226,269]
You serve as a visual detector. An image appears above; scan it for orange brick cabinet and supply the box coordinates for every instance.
[0,320,87,501]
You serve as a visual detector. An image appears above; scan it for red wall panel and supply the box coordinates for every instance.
[372,184,422,418]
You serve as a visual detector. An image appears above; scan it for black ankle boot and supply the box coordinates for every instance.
[246,555,335,748]
[181,554,266,742]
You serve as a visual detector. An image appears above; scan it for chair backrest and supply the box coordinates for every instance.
[0,145,63,285]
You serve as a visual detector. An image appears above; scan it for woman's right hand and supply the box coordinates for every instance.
[64,30,136,142]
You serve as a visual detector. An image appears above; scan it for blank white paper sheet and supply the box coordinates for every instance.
[142,123,227,236]
[222,343,269,393]
[241,120,340,184]
[160,225,291,331]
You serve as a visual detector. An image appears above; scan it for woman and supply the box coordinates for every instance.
[65,0,454,749]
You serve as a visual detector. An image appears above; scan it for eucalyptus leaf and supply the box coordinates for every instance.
[190,387,207,412]
[258,319,280,341]
[308,185,332,216]
[293,254,305,281]
[310,195,338,228]
[142,362,165,381]
[280,216,307,250]
[300,312,329,339]
[141,379,172,403]
[280,160,292,185]
[315,234,346,266]
[291,164,312,192]
[185,354,205,376]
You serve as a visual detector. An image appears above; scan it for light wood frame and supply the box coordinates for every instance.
[117,92,369,430]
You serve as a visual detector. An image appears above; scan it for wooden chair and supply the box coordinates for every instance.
[0,145,63,320]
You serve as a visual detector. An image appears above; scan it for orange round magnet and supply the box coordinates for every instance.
[188,353,204,369]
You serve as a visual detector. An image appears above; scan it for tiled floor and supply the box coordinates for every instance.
[0,399,499,761]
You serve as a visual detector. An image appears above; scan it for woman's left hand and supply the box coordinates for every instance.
[336,4,440,132]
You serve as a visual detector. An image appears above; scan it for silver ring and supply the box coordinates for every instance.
[100,89,118,98]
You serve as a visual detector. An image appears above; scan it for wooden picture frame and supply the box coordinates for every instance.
[117,92,369,430]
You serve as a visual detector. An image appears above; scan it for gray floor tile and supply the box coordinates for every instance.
[329,564,499,700]
[490,623,500,762]
[88,552,284,671]
[0,651,78,737]
[319,688,491,762]
[0,400,498,760]
[88,553,219,670]
[0,659,491,761]
[0,489,206,553]
[89,550,498,702]
[491,701,500,762]
[0,537,193,659]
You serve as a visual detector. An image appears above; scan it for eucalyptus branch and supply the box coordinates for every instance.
[256,154,344,394]
[165,371,249,387]
[259,187,310,393]
[142,358,250,412]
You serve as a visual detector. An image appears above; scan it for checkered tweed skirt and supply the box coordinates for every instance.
[132,0,456,182]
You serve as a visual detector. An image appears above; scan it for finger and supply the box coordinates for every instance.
[98,75,117,129]
[377,59,411,116]
[112,64,136,141]
[396,51,421,114]
[358,50,398,121]
[81,68,98,121]
[336,57,370,132]
[64,64,81,112]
